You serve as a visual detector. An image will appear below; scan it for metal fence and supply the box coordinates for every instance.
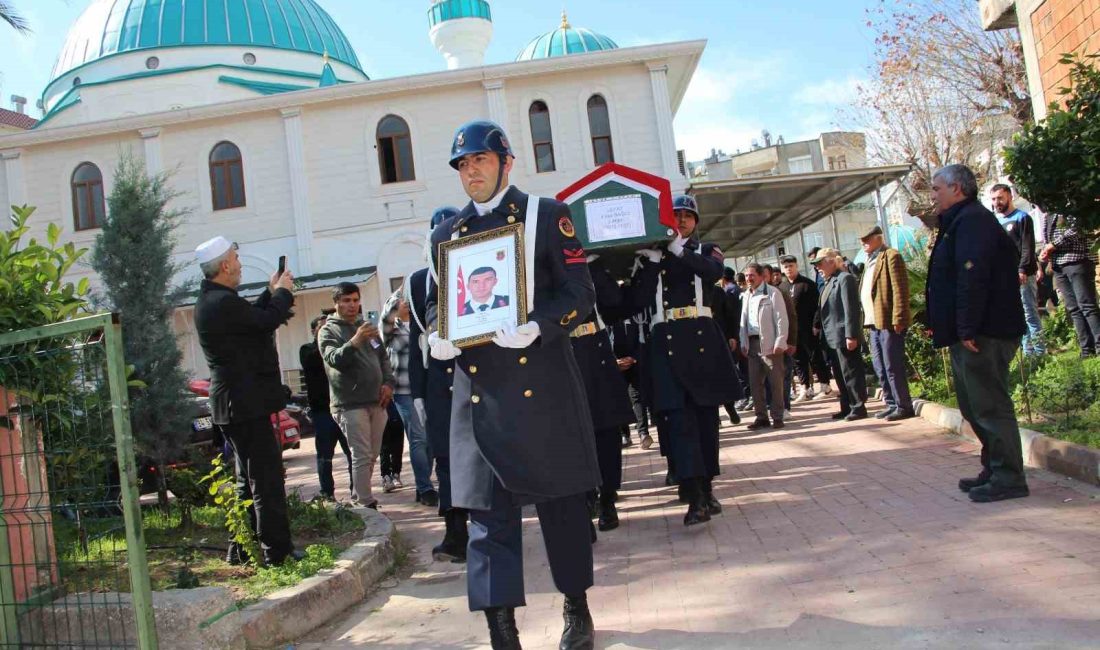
[0,314,157,649]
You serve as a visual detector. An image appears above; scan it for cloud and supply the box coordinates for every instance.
[795,75,865,107]
[672,49,786,160]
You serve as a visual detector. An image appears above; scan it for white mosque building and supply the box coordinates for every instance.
[0,0,703,383]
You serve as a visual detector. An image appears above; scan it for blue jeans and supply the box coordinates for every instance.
[392,393,435,494]
[869,327,913,413]
[1020,276,1045,356]
[313,410,351,498]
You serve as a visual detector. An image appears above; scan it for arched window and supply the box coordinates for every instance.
[209,141,246,210]
[587,95,614,165]
[376,115,416,184]
[71,162,106,231]
[528,101,556,173]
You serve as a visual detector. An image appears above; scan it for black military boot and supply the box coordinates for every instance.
[560,593,595,650]
[485,607,522,650]
[702,478,722,516]
[597,489,619,531]
[682,479,711,527]
[958,469,992,492]
[432,509,468,563]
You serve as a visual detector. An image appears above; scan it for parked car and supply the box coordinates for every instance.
[187,379,301,451]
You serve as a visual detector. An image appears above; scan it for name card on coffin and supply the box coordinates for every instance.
[555,163,677,279]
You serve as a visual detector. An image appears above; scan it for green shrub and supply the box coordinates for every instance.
[1016,354,1100,429]
[1041,306,1077,353]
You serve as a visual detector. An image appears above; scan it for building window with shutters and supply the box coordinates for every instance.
[71,162,106,231]
[209,141,246,210]
[586,94,614,165]
[528,101,556,173]
[377,115,416,184]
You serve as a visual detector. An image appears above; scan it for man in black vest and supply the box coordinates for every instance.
[630,195,740,526]
[193,236,301,566]
[408,205,468,563]
[426,120,600,650]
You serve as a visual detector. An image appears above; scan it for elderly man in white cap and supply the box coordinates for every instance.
[192,236,302,566]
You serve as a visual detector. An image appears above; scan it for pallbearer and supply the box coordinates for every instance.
[408,206,467,562]
[426,120,601,650]
[569,256,637,532]
[630,194,740,526]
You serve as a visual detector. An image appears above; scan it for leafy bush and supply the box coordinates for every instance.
[1015,354,1100,430]
[1041,305,1077,353]
[285,491,361,538]
[1005,53,1100,232]
[201,454,261,565]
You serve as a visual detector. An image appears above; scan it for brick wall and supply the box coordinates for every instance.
[1031,0,1100,109]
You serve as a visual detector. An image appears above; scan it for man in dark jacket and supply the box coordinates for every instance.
[928,164,1028,502]
[193,236,300,566]
[813,248,868,421]
[300,314,352,500]
[779,255,823,402]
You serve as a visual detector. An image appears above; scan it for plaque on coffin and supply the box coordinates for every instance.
[555,163,677,279]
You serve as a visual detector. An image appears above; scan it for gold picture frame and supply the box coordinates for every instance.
[438,223,529,348]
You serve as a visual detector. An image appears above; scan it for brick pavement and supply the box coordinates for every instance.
[285,396,1100,649]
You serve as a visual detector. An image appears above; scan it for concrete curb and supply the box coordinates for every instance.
[913,399,1100,486]
[237,506,396,648]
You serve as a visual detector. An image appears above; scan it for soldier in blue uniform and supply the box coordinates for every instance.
[426,120,600,650]
[570,257,637,532]
[631,194,741,526]
[408,206,467,563]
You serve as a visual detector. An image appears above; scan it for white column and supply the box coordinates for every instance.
[647,63,681,183]
[139,128,162,177]
[1,149,25,208]
[483,80,508,129]
[281,107,314,275]
[873,180,890,248]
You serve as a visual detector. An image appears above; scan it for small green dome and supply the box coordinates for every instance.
[516,11,618,61]
[52,0,362,81]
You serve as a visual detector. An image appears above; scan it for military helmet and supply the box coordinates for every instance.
[430,206,460,229]
[449,120,514,169]
[672,194,700,220]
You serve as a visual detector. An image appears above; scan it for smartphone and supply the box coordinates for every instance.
[365,310,381,348]
[367,310,378,322]
[277,255,287,276]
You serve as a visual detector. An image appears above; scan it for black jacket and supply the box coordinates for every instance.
[407,266,454,456]
[927,198,1026,348]
[299,341,330,413]
[194,279,292,425]
[780,274,819,343]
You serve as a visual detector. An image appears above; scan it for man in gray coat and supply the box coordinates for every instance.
[813,248,868,420]
[318,282,396,509]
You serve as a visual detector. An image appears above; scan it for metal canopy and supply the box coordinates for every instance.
[690,164,912,257]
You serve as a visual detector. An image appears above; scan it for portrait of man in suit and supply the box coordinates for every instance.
[461,266,510,316]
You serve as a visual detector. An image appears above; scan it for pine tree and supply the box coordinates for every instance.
[92,155,193,507]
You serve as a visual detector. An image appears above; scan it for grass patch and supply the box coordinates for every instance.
[52,490,365,603]
[1021,419,1100,450]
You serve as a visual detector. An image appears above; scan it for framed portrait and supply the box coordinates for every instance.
[438,223,528,348]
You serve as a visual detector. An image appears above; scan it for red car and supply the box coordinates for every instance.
[188,379,301,451]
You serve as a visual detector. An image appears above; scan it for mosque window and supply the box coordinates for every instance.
[528,101,556,173]
[586,95,614,165]
[209,142,246,210]
[71,162,106,231]
[145,56,160,70]
[376,115,416,184]
[243,52,257,65]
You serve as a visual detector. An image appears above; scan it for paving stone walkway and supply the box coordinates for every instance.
[283,396,1100,649]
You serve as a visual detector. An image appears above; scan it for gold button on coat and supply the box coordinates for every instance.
[507,216,516,223]
[523,389,533,397]
[446,367,453,374]
[461,226,469,233]
[518,356,528,365]
[469,365,478,374]
[471,395,480,404]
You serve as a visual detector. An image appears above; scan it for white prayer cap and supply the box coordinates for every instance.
[194,236,237,264]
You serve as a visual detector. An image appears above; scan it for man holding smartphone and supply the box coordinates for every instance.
[318,282,396,509]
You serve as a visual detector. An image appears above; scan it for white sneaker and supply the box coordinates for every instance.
[793,389,811,403]
[784,409,793,420]
[392,474,404,489]
[382,475,396,493]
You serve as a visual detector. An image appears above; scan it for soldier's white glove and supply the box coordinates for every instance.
[413,398,427,426]
[428,331,462,360]
[586,253,600,263]
[635,249,663,264]
[493,322,540,349]
[667,235,688,258]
